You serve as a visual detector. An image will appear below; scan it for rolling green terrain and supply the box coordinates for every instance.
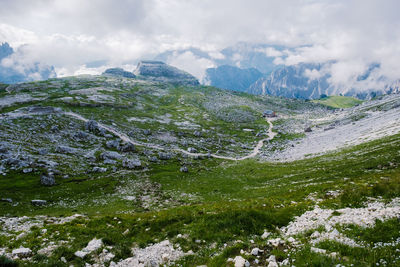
[313,96,363,108]
[0,75,399,267]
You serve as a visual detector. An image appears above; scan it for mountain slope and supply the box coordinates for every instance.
[203,65,263,92]
[248,62,400,99]
[1,75,400,266]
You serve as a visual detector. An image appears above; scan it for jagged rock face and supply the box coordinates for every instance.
[247,62,400,100]
[203,65,263,92]
[134,61,199,86]
[102,68,136,78]
[247,63,331,99]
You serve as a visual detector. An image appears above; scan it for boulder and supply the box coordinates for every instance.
[31,199,47,206]
[101,151,123,160]
[86,120,105,135]
[304,127,312,133]
[119,142,136,152]
[180,166,188,173]
[233,256,246,267]
[158,152,172,160]
[194,131,202,137]
[143,129,152,135]
[74,131,89,140]
[40,173,55,186]
[187,147,197,153]
[92,167,107,173]
[0,198,12,203]
[106,139,120,149]
[12,247,32,258]
[122,159,142,169]
[55,145,77,154]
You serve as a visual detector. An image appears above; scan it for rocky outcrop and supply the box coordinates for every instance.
[102,68,136,79]
[133,61,199,86]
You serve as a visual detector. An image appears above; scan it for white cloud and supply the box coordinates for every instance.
[167,51,215,80]
[0,0,399,89]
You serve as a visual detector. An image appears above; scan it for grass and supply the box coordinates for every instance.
[1,76,400,266]
[313,95,363,108]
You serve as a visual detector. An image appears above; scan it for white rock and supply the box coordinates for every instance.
[311,247,326,254]
[251,248,259,256]
[268,262,279,267]
[268,255,276,262]
[234,256,246,267]
[261,231,271,239]
[12,247,32,258]
[74,238,103,258]
[281,258,290,266]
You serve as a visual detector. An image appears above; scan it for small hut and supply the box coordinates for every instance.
[262,110,276,118]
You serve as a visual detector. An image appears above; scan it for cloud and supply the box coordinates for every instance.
[0,0,399,89]
[166,51,215,80]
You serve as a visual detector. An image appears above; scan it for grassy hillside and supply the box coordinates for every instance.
[313,95,363,108]
[0,76,399,266]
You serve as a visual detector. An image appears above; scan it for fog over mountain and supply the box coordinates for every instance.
[1,0,400,94]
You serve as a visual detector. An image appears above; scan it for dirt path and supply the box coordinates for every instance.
[65,112,276,161]
[1,109,276,161]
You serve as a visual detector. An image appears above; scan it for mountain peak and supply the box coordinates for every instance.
[134,60,199,86]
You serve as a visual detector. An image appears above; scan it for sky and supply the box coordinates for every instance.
[1,0,400,87]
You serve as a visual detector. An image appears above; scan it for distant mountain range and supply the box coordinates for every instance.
[203,65,263,92]
[0,42,56,84]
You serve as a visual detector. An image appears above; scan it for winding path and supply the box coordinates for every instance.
[65,111,276,161]
[3,109,276,161]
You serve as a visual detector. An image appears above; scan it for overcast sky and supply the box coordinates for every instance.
[1,0,400,85]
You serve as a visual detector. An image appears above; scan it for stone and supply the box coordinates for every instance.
[40,173,55,186]
[251,248,262,256]
[187,147,197,153]
[106,139,120,149]
[122,159,142,169]
[74,131,89,140]
[86,120,104,135]
[180,166,188,173]
[149,156,158,162]
[92,167,107,173]
[143,129,152,135]
[233,256,246,267]
[55,145,77,154]
[23,168,33,173]
[0,198,12,203]
[74,238,103,258]
[119,142,136,152]
[261,231,271,239]
[194,131,202,137]
[103,159,117,165]
[31,199,47,206]
[304,127,312,133]
[12,247,32,258]
[158,152,172,160]
[101,151,123,160]
[38,148,48,155]
[50,125,59,132]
